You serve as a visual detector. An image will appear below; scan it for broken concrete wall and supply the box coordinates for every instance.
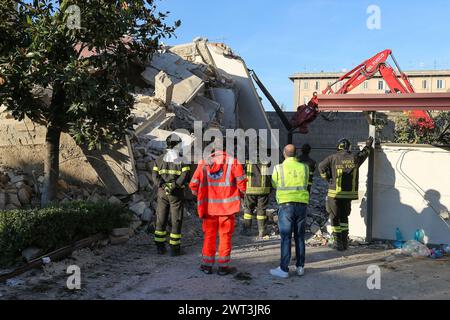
[0,114,138,195]
[350,144,450,245]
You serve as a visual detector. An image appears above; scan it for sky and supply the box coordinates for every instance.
[157,0,450,110]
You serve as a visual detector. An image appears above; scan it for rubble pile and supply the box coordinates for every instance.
[0,38,275,250]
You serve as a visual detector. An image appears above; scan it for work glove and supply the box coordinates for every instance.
[366,136,374,148]
[164,182,175,195]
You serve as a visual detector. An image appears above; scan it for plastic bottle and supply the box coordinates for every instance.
[414,229,425,243]
[394,228,403,249]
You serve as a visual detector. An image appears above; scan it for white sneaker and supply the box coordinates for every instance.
[296,267,305,277]
[270,267,289,279]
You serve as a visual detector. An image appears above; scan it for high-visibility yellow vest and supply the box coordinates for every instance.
[246,162,271,195]
[272,157,309,204]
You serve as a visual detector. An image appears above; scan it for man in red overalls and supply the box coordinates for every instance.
[189,145,247,275]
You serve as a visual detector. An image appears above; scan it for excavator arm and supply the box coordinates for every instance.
[294,49,435,132]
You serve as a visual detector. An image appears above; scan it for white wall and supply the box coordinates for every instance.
[350,144,450,244]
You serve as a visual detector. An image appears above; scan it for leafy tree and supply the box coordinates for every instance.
[0,0,180,205]
[394,112,450,145]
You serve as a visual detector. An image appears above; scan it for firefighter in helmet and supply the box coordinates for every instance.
[318,137,374,251]
[152,134,191,256]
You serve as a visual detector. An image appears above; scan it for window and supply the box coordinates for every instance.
[378,80,384,91]
[304,81,309,90]
[303,96,309,104]
[363,81,369,90]
[437,79,445,89]
[315,81,320,90]
[422,80,428,90]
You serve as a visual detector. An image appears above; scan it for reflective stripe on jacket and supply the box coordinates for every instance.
[272,157,309,204]
[318,146,371,200]
[152,151,191,188]
[189,151,247,217]
[245,161,271,195]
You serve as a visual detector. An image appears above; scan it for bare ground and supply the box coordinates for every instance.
[1,217,449,300]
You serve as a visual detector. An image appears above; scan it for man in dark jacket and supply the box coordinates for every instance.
[297,143,316,194]
[318,137,374,251]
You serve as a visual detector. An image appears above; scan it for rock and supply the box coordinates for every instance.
[0,192,6,210]
[9,174,27,184]
[37,176,45,184]
[108,196,123,206]
[136,161,148,171]
[111,228,132,237]
[98,239,110,247]
[89,193,102,203]
[142,208,154,222]
[18,187,31,205]
[132,194,144,203]
[109,235,130,245]
[130,220,142,231]
[138,174,149,189]
[58,179,69,190]
[154,70,174,106]
[22,247,43,262]
[0,172,10,185]
[7,193,21,207]
[129,201,147,216]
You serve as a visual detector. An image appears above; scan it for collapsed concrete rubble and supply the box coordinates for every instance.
[0,38,276,239]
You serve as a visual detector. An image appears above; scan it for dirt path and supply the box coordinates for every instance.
[1,222,449,300]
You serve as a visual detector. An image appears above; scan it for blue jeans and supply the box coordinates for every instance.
[277,203,307,272]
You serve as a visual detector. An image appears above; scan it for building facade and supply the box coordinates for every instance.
[289,70,450,111]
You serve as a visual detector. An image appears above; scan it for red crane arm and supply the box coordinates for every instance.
[320,49,434,130]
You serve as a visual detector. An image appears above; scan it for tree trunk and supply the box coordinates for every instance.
[41,125,62,206]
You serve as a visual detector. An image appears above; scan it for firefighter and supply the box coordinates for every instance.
[318,137,374,251]
[189,142,247,276]
[270,144,310,278]
[152,134,191,257]
[242,148,272,238]
[297,143,316,194]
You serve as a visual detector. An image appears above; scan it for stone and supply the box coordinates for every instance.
[111,228,132,237]
[89,193,102,203]
[0,192,6,210]
[138,174,149,189]
[136,161,148,171]
[9,174,27,184]
[7,193,21,207]
[18,187,31,205]
[58,179,69,190]
[130,220,142,231]
[22,247,43,262]
[109,235,130,245]
[0,173,11,185]
[142,208,154,222]
[108,196,123,206]
[154,70,174,106]
[132,194,144,203]
[129,201,147,216]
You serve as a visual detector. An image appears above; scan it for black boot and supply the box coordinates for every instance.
[170,245,182,257]
[156,243,166,255]
[241,218,252,236]
[342,231,349,251]
[218,266,237,276]
[257,219,267,238]
[200,265,213,275]
[336,233,345,252]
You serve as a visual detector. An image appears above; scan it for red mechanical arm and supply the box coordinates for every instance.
[321,49,434,130]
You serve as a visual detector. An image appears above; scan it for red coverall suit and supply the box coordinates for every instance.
[189,151,247,268]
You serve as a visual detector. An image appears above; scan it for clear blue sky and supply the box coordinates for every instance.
[158,0,450,110]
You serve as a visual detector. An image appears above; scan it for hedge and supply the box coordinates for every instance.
[0,201,132,266]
